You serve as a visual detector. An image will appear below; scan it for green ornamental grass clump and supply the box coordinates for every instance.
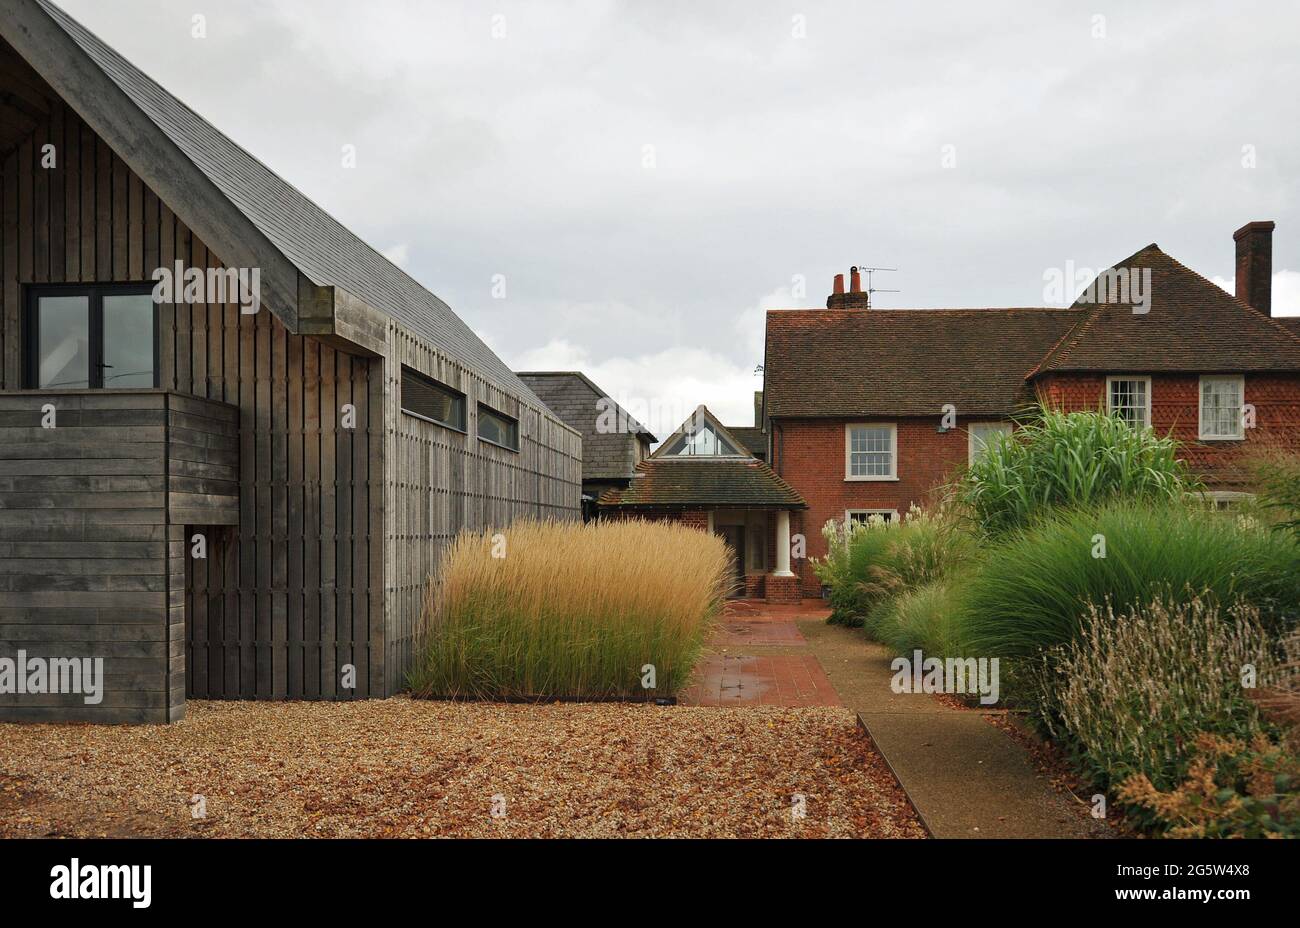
[951,501,1300,665]
[958,409,1197,535]
[815,506,978,629]
[866,575,972,659]
[1245,446,1300,541]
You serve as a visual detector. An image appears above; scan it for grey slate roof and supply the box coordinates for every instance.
[725,426,767,457]
[517,372,654,481]
[37,0,542,405]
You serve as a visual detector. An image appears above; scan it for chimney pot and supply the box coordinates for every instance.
[1234,220,1275,315]
[832,273,845,295]
[850,266,862,293]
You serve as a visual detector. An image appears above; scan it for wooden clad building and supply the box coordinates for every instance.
[0,0,582,723]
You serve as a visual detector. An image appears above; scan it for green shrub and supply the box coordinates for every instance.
[1034,596,1276,794]
[815,517,897,626]
[408,519,732,699]
[866,577,969,658]
[1245,446,1300,541]
[953,502,1300,666]
[815,506,978,628]
[958,409,1196,535]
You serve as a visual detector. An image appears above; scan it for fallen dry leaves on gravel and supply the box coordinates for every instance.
[0,699,925,839]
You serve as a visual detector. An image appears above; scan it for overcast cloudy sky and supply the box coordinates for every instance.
[62,0,1300,436]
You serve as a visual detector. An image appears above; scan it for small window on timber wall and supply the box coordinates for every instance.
[25,285,158,389]
[477,404,519,451]
[400,366,466,430]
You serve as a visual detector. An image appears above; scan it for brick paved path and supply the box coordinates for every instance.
[680,600,841,707]
[682,600,1113,838]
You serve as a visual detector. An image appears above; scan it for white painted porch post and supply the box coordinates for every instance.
[706,511,715,533]
[774,510,794,577]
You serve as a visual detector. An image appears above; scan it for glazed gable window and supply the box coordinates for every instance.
[1106,376,1151,430]
[25,285,158,390]
[1199,375,1244,440]
[662,422,743,456]
[845,423,897,480]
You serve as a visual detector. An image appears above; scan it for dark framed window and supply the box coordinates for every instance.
[25,284,158,390]
[477,403,519,451]
[400,366,466,431]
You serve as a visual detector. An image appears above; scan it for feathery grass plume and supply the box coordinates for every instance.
[957,408,1196,535]
[815,503,978,628]
[408,518,733,700]
[1253,631,1300,753]
[1033,595,1276,794]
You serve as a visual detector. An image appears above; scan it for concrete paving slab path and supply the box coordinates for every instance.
[799,617,1111,839]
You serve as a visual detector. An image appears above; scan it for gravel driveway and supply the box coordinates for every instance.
[1,698,924,839]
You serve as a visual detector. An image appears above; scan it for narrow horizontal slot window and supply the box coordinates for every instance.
[401,367,466,430]
[478,404,519,451]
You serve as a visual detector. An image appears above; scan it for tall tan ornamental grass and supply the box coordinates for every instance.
[408,518,734,699]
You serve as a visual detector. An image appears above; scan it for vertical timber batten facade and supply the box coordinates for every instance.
[0,3,581,723]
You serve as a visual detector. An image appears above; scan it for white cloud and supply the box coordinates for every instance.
[510,338,760,442]
[381,243,410,267]
[1210,270,1300,317]
[60,0,1300,374]
[734,284,806,360]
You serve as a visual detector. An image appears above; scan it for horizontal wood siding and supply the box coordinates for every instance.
[0,390,236,724]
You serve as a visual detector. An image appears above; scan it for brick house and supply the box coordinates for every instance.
[597,406,806,602]
[762,223,1300,595]
[517,371,655,518]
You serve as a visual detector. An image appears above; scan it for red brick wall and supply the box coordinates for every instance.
[601,509,710,528]
[773,373,1300,591]
[772,417,976,591]
[1036,373,1300,485]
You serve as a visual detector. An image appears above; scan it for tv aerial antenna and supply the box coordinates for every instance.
[857,266,899,307]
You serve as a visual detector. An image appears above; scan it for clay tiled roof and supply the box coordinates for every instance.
[764,307,1079,418]
[598,459,805,509]
[1034,245,1300,374]
[764,245,1300,420]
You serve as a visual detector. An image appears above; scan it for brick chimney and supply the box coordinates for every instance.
[826,266,871,309]
[1234,220,1275,315]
